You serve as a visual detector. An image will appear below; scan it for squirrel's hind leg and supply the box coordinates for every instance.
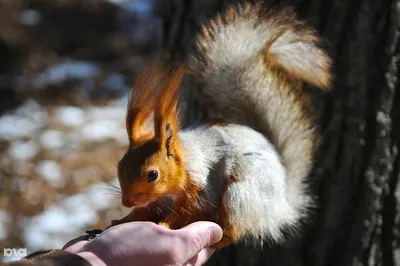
[211,175,243,249]
[212,207,242,248]
[215,150,299,246]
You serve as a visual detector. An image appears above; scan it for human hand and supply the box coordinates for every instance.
[63,221,223,266]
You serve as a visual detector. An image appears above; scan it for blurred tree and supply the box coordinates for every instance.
[160,0,400,265]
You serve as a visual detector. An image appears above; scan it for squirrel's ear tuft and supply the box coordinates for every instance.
[154,64,184,149]
[126,63,163,144]
[265,10,332,89]
[165,123,175,155]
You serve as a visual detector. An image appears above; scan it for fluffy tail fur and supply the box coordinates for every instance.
[189,3,331,220]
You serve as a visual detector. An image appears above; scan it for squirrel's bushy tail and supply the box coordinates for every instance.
[189,3,331,220]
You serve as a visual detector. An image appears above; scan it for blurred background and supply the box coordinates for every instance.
[0,0,161,261]
[1,0,399,265]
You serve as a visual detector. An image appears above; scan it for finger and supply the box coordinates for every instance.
[174,222,222,263]
[179,222,223,246]
[63,240,89,253]
[62,235,89,250]
[183,248,216,266]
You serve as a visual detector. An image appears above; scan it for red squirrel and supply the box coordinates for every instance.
[110,2,332,248]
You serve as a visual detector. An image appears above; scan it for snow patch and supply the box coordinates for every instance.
[55,106,85,127]
[81,120,119,141]
[25,180,43,205]
[22,179,119,250]
[110,96,128,107]
[116,0,155,18]
[37,59,100,86]
[114,128,129,146]
[86,182,119,211]
[9,140,39,161]
[0,100,46,140]
[86,106,125,122]
[40,130,65,149]
[0,210,9,240]
[35,160,64,188]
[20,9,41,26]
[103,74,126,92]
[0,116,40,141]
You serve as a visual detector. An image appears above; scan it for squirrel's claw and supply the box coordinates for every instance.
[211,235,233,249]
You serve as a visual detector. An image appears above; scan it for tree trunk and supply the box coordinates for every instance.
[160,0,400,265]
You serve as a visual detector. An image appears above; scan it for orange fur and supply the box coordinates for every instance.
[114,62,223,237]
[154,64,184,148]
[127,63,164,144]
[212,175,242,248]
[207,118,225,127]
[115,62,203,229]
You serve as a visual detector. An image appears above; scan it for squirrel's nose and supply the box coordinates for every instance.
[122,198,135,207]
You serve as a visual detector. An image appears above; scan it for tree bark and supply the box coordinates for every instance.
[160,0,400,265]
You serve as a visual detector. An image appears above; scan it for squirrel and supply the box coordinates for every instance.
[110,2,332,248]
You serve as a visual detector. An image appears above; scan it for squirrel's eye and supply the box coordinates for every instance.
[147,170,159,183]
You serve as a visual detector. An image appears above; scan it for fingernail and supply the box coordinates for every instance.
[183,221,223,243]
[208,225,223,244]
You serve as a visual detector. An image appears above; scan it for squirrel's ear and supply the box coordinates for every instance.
[165,123,175,156]
[154,64,184,150]
[126,63,163,144]
[265,10,332,89]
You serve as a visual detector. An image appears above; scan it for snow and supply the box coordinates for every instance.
[15,59,100,90]
[24,180,43,205]
[124,0,154,17]
[111,95,128,107]
[86,181,119,211]
[81,100,127,143]
[23,201,97,249]
[37,59,100,86]
[23,229,53,250]
[23,205,75,250]
[32,206,71,233]
[108,0,153,11]
[0,100,46,141]
[55,106,85,127]
[16,99,42,115]
[81,120,120,142]
[40,130,65,149]
[22,181,118,250]
[9,140,39,161]
[67,203,99,228]
[113,0,155,18]
[1,96,129,254]
[0,210,9,240]
[35,160,64,188]
[65,131,82,150]
[20,10,41,26]
[86,106,125,121]
[103,74,126,92]
[114,130,129,146]
[0,115,40,141]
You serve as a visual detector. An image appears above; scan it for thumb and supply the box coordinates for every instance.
[63,235,90,253]
[175,222,222,263]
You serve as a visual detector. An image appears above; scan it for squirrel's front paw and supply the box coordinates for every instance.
[158,221,171,229]
[111,219,120,225]
[109,218,126,228]
[211,235,233,249]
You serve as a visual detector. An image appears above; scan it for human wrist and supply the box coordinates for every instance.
[76,251,108,266]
